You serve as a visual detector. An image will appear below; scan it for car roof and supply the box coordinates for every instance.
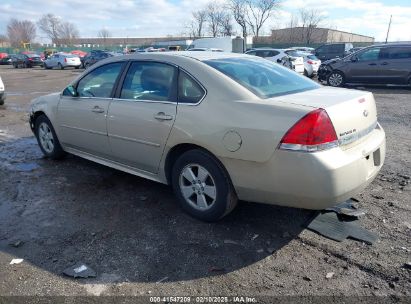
[123,51,249,62]
[371,43,411,48]
[247,48,285,51]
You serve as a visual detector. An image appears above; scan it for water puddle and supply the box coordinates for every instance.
[13,162,40,172]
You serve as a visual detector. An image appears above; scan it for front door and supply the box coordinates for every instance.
[107,61,178,174]
[57,62,124,158]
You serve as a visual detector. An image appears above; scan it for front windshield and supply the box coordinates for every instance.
[204,57,320,98]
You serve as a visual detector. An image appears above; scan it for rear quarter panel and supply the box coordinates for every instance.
[163,58,312,164]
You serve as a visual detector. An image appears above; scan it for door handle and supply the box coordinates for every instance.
[381,62,388,65]
[368,63,377,66]
[91,106,105,113]
[154,112,173,121]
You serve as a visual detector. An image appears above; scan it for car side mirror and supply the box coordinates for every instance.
[276,59,282,63]
[64,85,78,97]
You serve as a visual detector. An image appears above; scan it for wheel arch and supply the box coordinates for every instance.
[163,143,234,189]
[29,110,47,131]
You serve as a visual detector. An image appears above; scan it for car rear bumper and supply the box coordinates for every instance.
[222,124,386,210]
[64,62,81,67]
[294,64,305,74]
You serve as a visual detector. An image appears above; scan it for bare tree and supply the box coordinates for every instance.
[206,2,226,37]
[228,0,249,39]
[245,0,281,37]
[191,9,207,38]
[7,18,36,47]
[58,22,79,45]
[37,14,62,45]
[299,8,325,44]
[286,13,299,42]
[219,13,235,36]
[98,28,111,39]
[98,28,111,45]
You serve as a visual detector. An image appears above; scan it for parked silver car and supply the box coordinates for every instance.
[44,53,81,70]
[287,51,321,78]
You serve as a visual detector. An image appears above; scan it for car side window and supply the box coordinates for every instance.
[246,51,256,56]
[76,62,123,98]
[357,48,380,61]
[386,47,411,59]
[268,51,280,57]
[120,62,176,102]
[178,71,205,104]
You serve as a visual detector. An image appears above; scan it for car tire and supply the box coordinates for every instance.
[13,64,17,68]
[58,63,64,70]
[0,98,4,106]
[34,115,66,159]
[327,71,345,87]
[304,69,309,77]
[75,66,80,69]
[171,149,238,222]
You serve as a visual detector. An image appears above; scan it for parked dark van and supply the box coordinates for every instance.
[315,43,353,61]
[318,44,411,87]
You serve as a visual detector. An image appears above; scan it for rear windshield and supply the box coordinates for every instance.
[307,55,319,60]
[27,54,40,58]
[204,57,320,98]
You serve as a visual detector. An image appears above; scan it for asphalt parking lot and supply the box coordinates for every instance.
[0,65,410,302]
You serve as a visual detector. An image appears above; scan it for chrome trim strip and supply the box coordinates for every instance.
[60,124,107,136]
[338,121,378,146]
[108,133,160,147]
[111,98,176,105]
[279,141,339,152]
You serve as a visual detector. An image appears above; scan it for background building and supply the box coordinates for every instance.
[254,27,374,47]
[52,37,193,48]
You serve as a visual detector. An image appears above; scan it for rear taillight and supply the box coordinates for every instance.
[64,58,67,62]
[279,109,338,152]
[307,60,313,64]
[28,58,33,61]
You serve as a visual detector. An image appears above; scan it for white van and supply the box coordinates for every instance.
[187,37,245,53]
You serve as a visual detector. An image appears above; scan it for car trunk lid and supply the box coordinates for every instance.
[270,87,378,147]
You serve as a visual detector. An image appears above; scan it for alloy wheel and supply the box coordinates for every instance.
[179,164,217,211]
[38,122,54,154]
[328,73,343,86]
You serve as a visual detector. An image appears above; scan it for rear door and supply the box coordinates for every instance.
[107,61,178,173]
[57,62,125,157]
[345,47,381,83]
[379,46,411,84]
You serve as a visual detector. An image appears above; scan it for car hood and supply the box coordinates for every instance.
[322,57,342,65]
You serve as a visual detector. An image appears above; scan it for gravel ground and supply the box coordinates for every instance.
[0,65,410,302]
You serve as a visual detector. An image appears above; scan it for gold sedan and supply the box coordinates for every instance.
[29,52,385,221]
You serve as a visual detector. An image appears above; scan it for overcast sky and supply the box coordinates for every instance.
[1,0,411,42]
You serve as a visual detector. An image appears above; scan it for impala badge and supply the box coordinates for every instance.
[363,110,369,117]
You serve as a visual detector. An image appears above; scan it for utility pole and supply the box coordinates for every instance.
[385,15,392,43]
